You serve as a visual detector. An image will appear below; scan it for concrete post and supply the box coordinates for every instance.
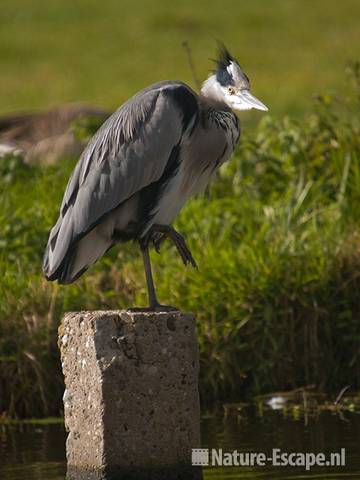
[59,310,202,480]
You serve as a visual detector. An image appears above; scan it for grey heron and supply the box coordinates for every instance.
[43,46,268,310]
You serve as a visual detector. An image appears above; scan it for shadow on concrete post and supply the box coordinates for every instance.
[59,310,203,480]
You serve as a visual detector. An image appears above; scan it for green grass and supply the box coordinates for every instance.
[0,0,359,120]
[1,66,359,417]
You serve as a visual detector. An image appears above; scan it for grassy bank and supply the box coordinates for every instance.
[1,67,360,418]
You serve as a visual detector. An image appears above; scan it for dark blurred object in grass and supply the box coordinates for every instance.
[0,104,109,165]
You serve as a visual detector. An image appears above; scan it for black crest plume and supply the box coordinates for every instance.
[214,43,235,86]
[215,43,234,69]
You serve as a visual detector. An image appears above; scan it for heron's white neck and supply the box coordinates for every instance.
[200,75,229,110]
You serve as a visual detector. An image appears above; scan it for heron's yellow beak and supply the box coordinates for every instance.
[233,90,268,111]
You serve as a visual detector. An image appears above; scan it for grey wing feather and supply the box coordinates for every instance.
[43,81,198,279]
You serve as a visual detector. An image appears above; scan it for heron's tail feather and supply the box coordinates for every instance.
[43,218,111,284]
[43,216,67,280]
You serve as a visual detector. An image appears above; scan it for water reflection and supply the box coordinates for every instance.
[66,464,201,480]
[202,408,360,478]
[1,409,360,479]
[0,422,66,479]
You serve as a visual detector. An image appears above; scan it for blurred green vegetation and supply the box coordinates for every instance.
[0,0,360,120]
[1,63,359,418]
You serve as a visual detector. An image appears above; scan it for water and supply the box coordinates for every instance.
[202,408,360,478]
[1,408,360,479]
[0,421,66,480]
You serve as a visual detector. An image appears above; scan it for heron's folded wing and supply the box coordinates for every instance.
[44,82,199,277]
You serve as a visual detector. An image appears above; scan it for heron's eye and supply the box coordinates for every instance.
[227,86,236,95]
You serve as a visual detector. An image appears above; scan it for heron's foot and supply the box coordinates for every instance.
[151,224,198,269]
[127,304,179,313]
[171,230,198,269]
[152,233,166,254]
[152,303,179,312]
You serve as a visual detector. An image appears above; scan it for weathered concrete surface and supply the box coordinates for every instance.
[59,310,202,480]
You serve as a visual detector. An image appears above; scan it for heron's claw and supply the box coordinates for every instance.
[171,230,198,269]
[150,224,198,269]
[127,304,179,313]
[153,234,165,254]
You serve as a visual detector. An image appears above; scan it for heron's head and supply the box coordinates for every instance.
[201,45,268,112]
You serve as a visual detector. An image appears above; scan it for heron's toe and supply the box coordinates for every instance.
[152,304,179,312]
[126,304,179,313]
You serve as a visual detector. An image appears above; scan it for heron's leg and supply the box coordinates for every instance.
[140,242,159,309]
[151,224,198,269]
[139,241,178,311]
